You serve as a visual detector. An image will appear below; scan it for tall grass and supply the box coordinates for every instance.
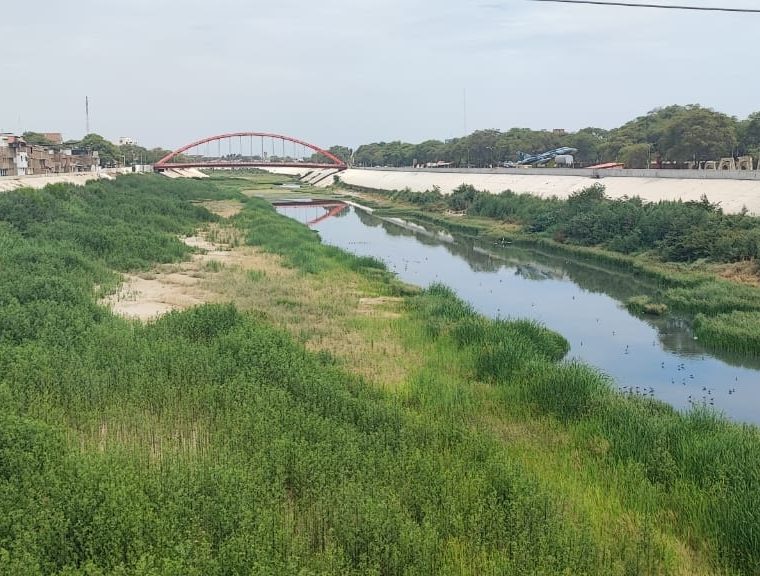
[408,284,760,574]
[3,174,760,574]
[233,197,396,282]
[666,279,760,315]
[694,311,760,355]
[0,175,606,575]
[626,295,668,316]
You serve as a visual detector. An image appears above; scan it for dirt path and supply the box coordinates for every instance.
[101,202,416,386]
[102,233,238,321]
[102,200,248,321]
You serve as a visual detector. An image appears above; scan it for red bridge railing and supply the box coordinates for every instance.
[154,132,347,171]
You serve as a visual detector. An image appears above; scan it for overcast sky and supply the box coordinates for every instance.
[1,0,757,149]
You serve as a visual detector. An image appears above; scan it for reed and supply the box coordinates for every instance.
[694,311,760,355]
[407,283,760,574]
[0,176,599,574]
[626,295,668,316]
[3,173,759,574]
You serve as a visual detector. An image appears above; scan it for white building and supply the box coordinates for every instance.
[14,150,29,175]
[119,137,137,146]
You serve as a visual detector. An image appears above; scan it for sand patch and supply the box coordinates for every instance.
[103,270,210,321]
[183,235,219,251]
[103,232,235,320]
[103,228,296,321]
[358,296,403,318]
[711,260,760,287]
[197,200,244,218]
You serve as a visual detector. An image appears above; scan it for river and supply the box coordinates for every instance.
[276,202,760,425]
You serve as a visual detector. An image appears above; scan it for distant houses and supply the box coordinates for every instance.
[0,133,99,177]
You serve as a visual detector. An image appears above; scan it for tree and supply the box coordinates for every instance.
[566,128,608,164]
[79,134,120,167]
[468,129,502,167]
[347,104,746,170]
[658,106,738,163]
[309,145,352,165]
[738,112,760,158]
[414,140,446,164]
[354,142,388,167]
[619,143,651,169]
[328,146,352,164]
[22,132,56,147]
[118,144,176,165]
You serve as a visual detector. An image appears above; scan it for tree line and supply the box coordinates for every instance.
[320,105,760,168]
[22,132,175,167]
[385,182,760,263]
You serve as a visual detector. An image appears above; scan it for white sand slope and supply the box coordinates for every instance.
[0,169,136,193]
[327,169,760,216]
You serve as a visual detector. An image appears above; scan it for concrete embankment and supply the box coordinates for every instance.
[269,167,760,216]
[161,168,209,179]
[0,168,134,193]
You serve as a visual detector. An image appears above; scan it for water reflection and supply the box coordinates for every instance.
[273,200,349,226]
[277,204,760,424]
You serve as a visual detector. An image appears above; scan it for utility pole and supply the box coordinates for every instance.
[85,96,90,135]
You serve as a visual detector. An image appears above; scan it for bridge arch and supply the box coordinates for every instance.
[154,132,347,171]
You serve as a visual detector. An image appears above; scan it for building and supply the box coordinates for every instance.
[0,134,24,176]
[119,136,137,146]
[0,134,98,177]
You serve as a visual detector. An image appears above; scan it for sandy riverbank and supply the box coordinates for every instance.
[268,167,760,215]
[0,168,136,193]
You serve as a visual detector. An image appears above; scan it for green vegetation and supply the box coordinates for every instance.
[204,169,298,192]
[309,145,352,164]
[233,198,388,277]
[353,181,760,354]
[349,104,759,167]
[21,132,59,147]
[626,295,668,316]
[15,132,178,167]
[409,285,760,576]
[52,133,177,167]
[0,176,601,574]
[77,133,122,166]
[665,280,760,314]
[3,173,760,574]
[694,311,760,355]
[377,182,760,264]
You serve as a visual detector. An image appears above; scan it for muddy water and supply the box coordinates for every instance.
[277,204,760,425]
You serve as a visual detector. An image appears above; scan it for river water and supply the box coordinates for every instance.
[277,203,760,425]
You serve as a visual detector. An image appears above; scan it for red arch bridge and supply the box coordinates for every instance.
[154,132,347,172]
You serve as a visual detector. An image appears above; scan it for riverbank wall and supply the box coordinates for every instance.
[268,167,760,216]
[0,168,135,193]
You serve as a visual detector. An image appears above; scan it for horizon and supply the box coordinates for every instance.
[2,0,759,150]
[5,102,755,152]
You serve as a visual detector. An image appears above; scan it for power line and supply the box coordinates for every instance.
[526,0,760,13]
